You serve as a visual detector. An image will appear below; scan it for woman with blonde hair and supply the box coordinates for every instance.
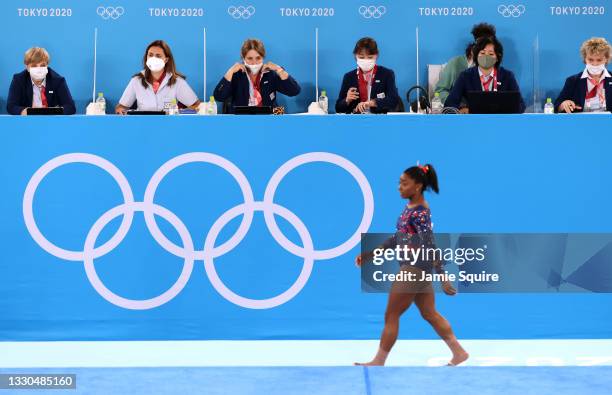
[555,37,612,113]
[116,40,200,114]
[7,47,76,115]
[213,38,301,113]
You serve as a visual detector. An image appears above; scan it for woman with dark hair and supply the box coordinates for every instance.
[445,36,525,113]
[115,40,200,114]
[213,38,301,113]
[335,37,399,114]
[355,164,468,366]
[435,22,496,104]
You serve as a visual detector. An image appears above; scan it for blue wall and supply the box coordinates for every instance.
[0,0,611,113]
[1,115,612,341]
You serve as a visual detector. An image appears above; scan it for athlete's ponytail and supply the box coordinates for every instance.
[404,164,439,194]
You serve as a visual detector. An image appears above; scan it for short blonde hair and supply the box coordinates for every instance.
[24,47,50,65]
[580,37,611,61]
[241,39,265,58]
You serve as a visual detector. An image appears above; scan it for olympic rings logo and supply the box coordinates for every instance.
[228,5,256,19]
[497,4,525,18]
[23,152,374,310]
[359,5,387,19]
[96,6,124,20]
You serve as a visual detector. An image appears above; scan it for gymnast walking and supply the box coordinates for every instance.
[355,164,469,366]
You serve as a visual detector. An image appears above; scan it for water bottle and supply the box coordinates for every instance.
[168,99,179,115]
[163,100,172,114]
[95,92,106,114]
[544,98,554,114]
[318,90,329,114]
[431,92,443,114]
[207,96,218,115]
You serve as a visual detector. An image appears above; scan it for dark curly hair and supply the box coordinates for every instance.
[404,164,439,194]
[471,23,496,40]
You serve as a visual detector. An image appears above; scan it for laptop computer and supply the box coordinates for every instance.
[26,107,64,115]
[466,91,522,114]
[234,106,272,115]
[126,110,166,115]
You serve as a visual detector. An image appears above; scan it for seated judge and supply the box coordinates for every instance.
[335,37,400,114]
[555,37,612,113]
[7,47,76,115]
[213,38,301,113]
[445,35,525,113]
[435,22,497,104]
[116,40,200,114]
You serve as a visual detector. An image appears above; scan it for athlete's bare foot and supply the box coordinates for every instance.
[354,348,389,366]
[447,351,469,366]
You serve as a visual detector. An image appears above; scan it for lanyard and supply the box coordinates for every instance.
[247,72,263,106]
[586,78,605,105]
[479,68,497,92]
[357,65,377,101]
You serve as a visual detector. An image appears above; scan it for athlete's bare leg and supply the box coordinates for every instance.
[415,291,469,366]
[355,281,417,366]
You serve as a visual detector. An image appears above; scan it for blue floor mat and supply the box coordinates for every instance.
[1,367,611,394]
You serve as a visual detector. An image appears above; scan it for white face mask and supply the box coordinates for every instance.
[586,63,606,75]
[244,61,263,74]
[357,58,376,72]
[29,66,48,81]
[146,56,166,72]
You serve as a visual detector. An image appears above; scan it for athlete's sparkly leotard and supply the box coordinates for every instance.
[396,204,432,235]
[384,204,436,272]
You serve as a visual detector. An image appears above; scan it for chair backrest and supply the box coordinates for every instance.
[394,98,405,112]
[222,97,233,114]
[427,64,446,100]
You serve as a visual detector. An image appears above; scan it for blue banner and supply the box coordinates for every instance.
[1,114,612,340]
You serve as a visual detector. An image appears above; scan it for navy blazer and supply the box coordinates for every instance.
[554,71,612,112]
[7,67,76,115]
[445,66,526,113]
[335,66,400,114]
[213,69,301,113]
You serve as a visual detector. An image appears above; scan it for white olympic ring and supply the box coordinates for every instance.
[84,202,194,310]
[263,152,374,260]
[23,153,135,262]
[96,6,125,20]
[143,152,255,261]
[359,5,387,19]
[204,202,314,309]
[497,4,525,18]
[23,152,374,310]
[228,5,256,19]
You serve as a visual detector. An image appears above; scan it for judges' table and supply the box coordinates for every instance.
[1,114,612,341]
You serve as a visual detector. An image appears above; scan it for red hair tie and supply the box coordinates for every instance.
[419,165,429,173]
